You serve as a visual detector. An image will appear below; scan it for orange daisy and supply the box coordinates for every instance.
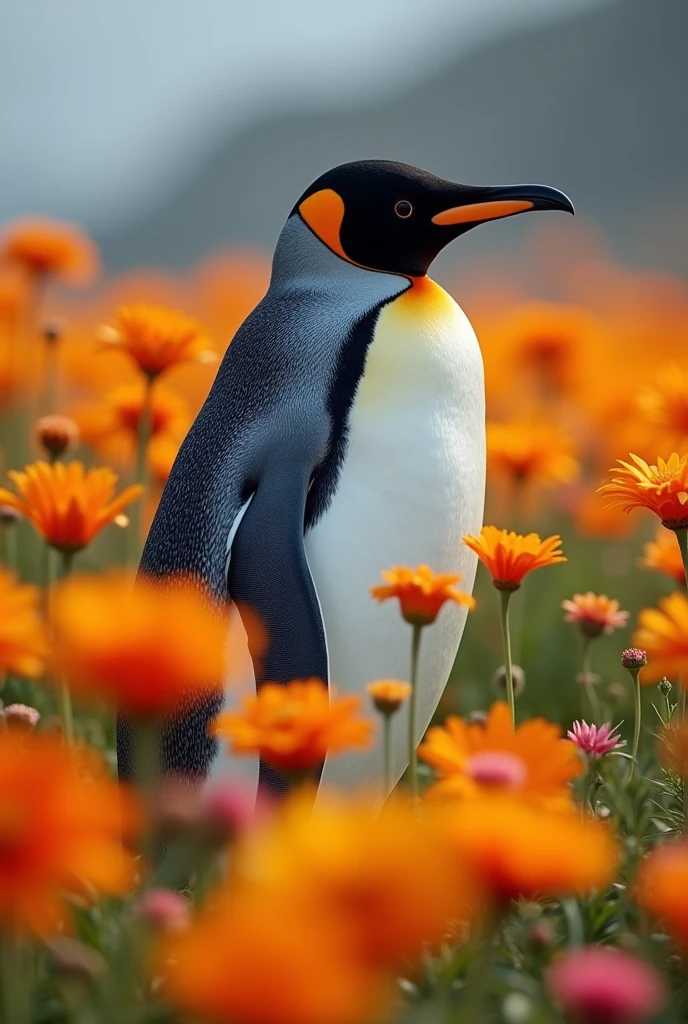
[212,680,373,776]
[487,419,579,489]
[366,680,412,716]
[371,565,475,626]
[639,527,686,587]
[561,593,629,638]
[419,702,581,807]
[463,525,566,591]
[100,303,216,379]
[633,593,688,682]
[0,217,99,286]
[635,842,688,950]
[635,364,688,456]
[0,731,135,936]
[52,572,235,715]
[0,567,47,679]
[441,795,617,906]
[599,453,688,529]
[0,461,142,554]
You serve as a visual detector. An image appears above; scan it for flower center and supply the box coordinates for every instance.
[465,751,527,789]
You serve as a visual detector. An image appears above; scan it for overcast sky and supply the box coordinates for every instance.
[0,0,606,230]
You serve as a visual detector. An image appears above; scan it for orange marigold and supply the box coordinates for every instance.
[0,567,47,679]
[442,796,616,905]
[639,527,686,587]
[633,592,688,682]
[463,525,566,591]
[599,453,688,529]
[561,592,629,638]
[212,680,373,776]
[487,419,579,488]
[419,702,581,807]
[0,461,142,553]
[371,564,475,626]
[0,732,135,936]
[366,680,412,716]
[100,303,216,378]
[0,217,99,286]
[635,842,688,950]
[52,572,233,715]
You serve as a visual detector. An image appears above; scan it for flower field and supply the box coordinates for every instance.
[2,215,688,1022]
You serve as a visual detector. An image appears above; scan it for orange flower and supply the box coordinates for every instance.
[635,842,688,949]
[419,702,582,807]
[599,453,688,529]
[212,680,373,775]
[657,721,688,779]
[487,419,579,488]
[0,731,135,936]
[635,364,688,456]
[366,680,412,716]
[0,461,142,554]
[442,796,616,905]
[233,791,468,969]
[0,567,47,679]
[639,527,686,587]
[52,572,234,715]
[73,382,189,466]
[100,303,216,378]
[0,217,99,285]
[158,888,387,1024]
[633,592,688,682]
[561,593,629,638]
[463,525,566,591]
[371,565,475,626]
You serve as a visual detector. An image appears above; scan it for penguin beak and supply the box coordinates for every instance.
[432,184,574,227]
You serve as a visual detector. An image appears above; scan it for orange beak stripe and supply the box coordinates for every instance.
[432,199,534,226]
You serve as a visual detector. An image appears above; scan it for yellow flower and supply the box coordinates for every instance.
[639,527,686,587]
[212,680,373,776]
[0,732,135,936]
[0,567,47,679]
[371,564,475,626]
[633,592,688,681]
[100,303,216,378]
[0,217,99,286]
[487,419,579,488]
[463,525,566,591]
[599,453,688,529]
[419,702,581,807]
[366,680,412,716]
[0,461,142,553]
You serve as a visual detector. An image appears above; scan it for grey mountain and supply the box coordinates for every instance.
[102,0,688,275]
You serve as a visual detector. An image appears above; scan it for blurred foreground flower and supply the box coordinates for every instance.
[213,680,373,779]
[567,720,625,759]
[0,566,47,679]
[546,946,666,1024]
[52,572,233,714]
[635,841,688,950]
[0,217,99,287]
[633,593,688,682]
[639,527,686,587]
[657,720,688,779]
[371,564,475,626]
[441,796,616,906]
[420,701,581,806]
[0,461,142,555]
[0,731,135,936]
[99,303,215,380]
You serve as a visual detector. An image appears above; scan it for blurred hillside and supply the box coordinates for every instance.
[102,0,687,275]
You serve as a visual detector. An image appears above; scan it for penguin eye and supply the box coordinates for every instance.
[394,200,413,219]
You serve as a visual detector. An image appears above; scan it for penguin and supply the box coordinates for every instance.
[117,160,573,799]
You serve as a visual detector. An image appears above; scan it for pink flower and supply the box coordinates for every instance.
[200,781,257,846]
[546,947,666,1023]
[568,720,625,758]
[562,592,629,638]
[137,888,190,933]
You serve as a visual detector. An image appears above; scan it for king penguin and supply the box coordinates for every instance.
[117,160,573,799]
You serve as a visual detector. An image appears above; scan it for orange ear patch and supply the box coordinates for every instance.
[298,189,349,260]
[432,199,533,226]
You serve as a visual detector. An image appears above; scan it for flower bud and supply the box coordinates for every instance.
[466,710,489,726]
[621,647,647,671]
[546,947,665,1024]
[658,677,672,696]
[492,664,525,698]
[3,703,40,733]
[137,887,190,933]
[366,679,412,716]
[35,414,79,460]
[201,782,255,847]
[43,318,67,345]
[0,504,22,525]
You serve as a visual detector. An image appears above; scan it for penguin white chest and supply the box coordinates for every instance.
[304,278,486,790]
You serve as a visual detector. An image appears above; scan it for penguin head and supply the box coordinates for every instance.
[294,160,573,278]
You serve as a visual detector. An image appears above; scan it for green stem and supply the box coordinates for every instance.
[498,588,515,728]
[57,551,75,745]
[627,668,642,783]
[674,527,688,592]
[460,913,500,1019]
[408,625,423,799]
[132,717,161,875]
[0,937,29,1024]
[43,337,59,416]
[581,634,601,723]
[383,713,393,795]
